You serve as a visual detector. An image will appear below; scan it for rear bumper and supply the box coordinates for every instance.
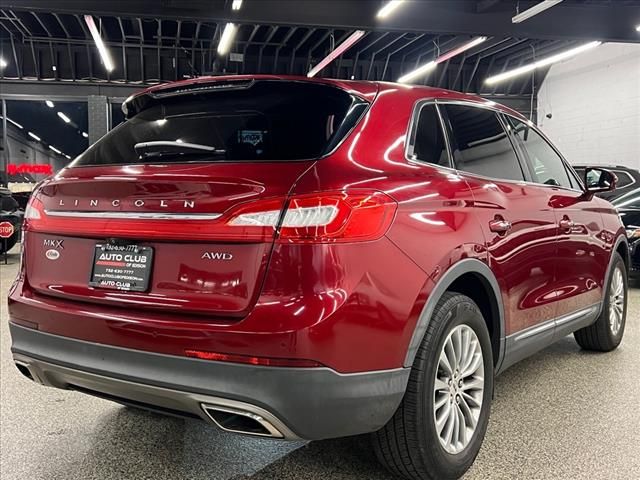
[10,323,409,440]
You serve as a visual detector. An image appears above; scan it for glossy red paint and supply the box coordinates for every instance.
[8,75,625,374]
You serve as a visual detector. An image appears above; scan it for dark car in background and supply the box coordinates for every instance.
[573,164,640,201]
[0,171,37,210]
[612,188,640,278]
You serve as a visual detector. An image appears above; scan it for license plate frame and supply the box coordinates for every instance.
[89,243,154,292]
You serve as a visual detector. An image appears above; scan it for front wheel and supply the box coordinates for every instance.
[372,292,493,480]
[574,252,628,351]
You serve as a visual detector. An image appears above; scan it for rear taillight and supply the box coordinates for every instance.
[25,190,396,243]
[230,191,397,243]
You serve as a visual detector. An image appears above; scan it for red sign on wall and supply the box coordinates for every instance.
[0,221,15,239]
[7,164,53,176]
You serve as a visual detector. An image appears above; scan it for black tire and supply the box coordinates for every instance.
[574,253,628,351]
[372,292,493,480]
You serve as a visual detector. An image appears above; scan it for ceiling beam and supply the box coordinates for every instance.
[4,0,640,43]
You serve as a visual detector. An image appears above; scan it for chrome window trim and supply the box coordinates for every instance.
[44,210,222,220]
[402,97,586,194]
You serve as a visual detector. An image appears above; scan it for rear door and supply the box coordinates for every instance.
[24,80,368,318]
[505,116,608,329]
[441,104,559,343]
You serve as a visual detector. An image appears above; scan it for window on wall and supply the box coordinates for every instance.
[443,105,525,182]
[2,99,88,177]
[506,117,573,189]
[409,104,450,167]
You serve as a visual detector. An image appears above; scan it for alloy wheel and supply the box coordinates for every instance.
[433,324,485,455]
[609,266,625,336]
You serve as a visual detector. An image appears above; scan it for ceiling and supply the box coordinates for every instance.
[1,1,639,99]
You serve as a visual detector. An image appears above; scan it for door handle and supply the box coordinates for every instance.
[559,218,575,230]
[489,218,512,234]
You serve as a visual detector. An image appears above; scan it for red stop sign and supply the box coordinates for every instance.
[0,221,15,239]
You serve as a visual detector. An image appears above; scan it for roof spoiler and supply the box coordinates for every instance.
[121,79,255,119]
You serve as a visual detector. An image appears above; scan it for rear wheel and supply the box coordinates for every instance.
[574,253,627,351]
[372,292,493,480]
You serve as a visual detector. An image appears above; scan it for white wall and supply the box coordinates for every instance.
[537,43,640,170]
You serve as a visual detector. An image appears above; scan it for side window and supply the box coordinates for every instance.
[409,104,450,167]
[612,170,634,188]
[507,118,573,189]
[443,105,525,182]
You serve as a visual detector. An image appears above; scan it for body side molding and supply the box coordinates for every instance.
[500,302,601,372]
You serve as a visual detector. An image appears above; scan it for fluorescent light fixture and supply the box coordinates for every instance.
[45,100,55,108]
[28,132,41,141]
[217,23,237,55]
[307,30,366,77]
[49,145,62,154]
[485,41,602,84]
[398,61,436,83]
[512,0,563,23]
[398,36,487,83]
[0,57,7,68]
[65,154,71,159]
[82,131,89,138]
[436,36,487,63]
[57,111,71,123]
[377,0,406,19]
[1,116,23,129]
[84,15,114,72]
[232,0,243,10]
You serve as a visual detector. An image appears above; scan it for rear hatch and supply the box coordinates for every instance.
[23,80,369,317]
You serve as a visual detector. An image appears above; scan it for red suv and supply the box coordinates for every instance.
[9,76,629,480]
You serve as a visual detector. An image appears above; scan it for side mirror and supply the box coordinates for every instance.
[583,167,617,194]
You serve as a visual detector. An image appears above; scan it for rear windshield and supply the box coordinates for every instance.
[70,81,368,166]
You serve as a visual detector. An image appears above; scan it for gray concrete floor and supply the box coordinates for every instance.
[1,247,639,480]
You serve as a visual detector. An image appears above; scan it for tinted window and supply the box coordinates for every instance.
[507,118,572,188]
[410,104,450,167]
[444,105,524,181]
[71,81,367,166]
[611,170,635,188]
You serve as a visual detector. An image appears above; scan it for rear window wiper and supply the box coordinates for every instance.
[134,141,226,159]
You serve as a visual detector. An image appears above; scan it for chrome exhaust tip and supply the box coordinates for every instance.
[14,360,42,384]
[201,404,285,438]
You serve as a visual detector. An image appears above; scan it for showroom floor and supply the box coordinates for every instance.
[1,249,639,480]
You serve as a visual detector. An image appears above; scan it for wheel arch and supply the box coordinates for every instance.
[613,234,630,276]
[403,258,506,372]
